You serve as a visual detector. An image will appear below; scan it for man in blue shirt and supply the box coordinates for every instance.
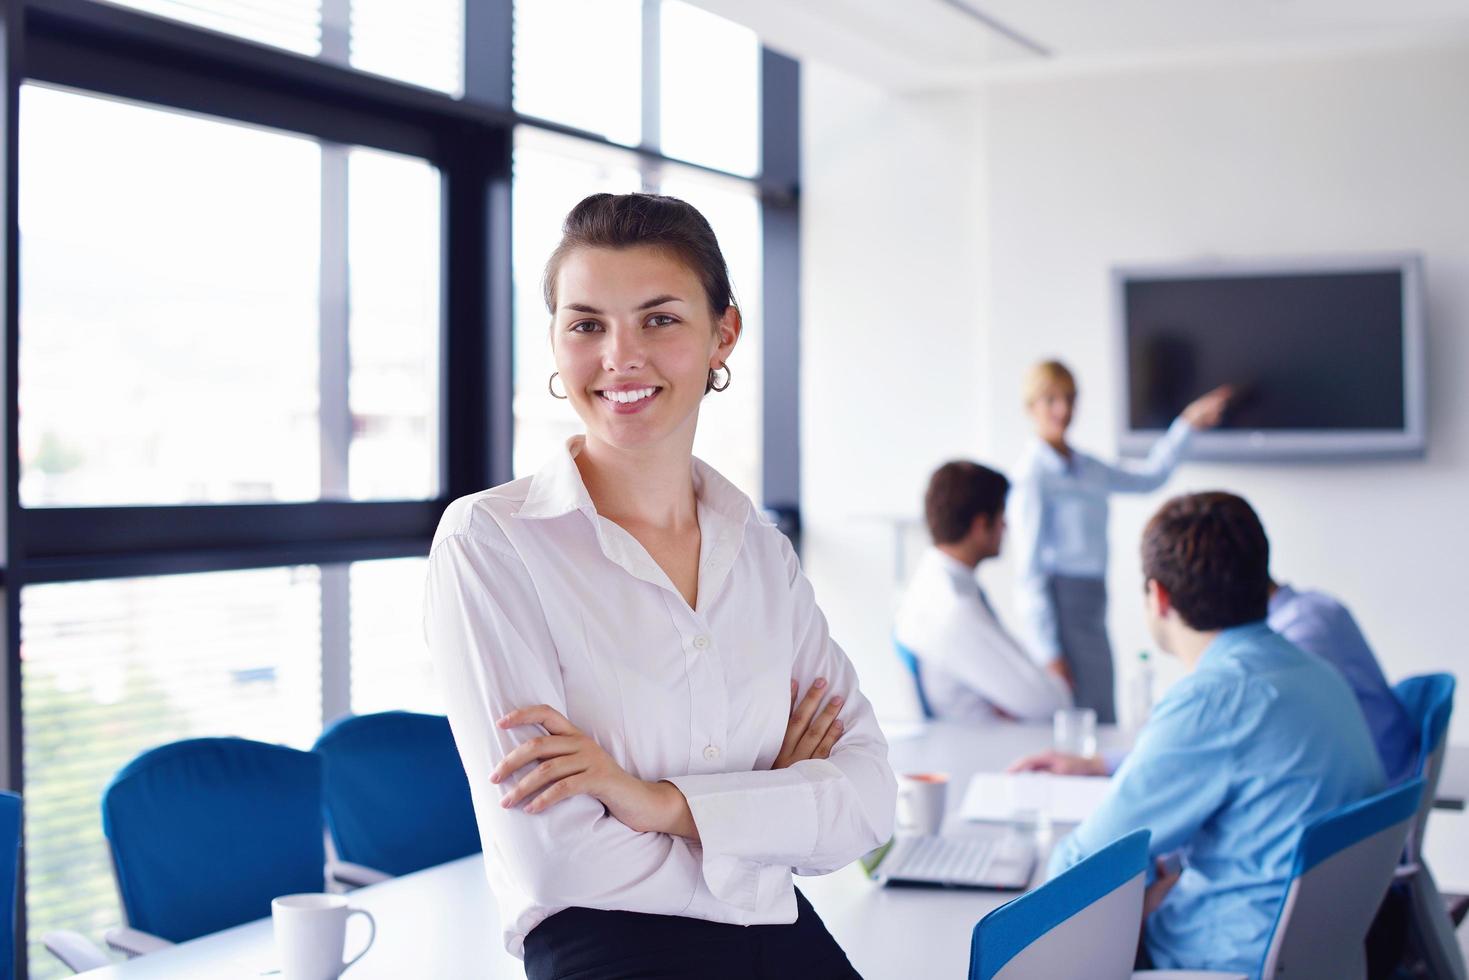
[1046,492,1385,977]
[1015,578,1419,787]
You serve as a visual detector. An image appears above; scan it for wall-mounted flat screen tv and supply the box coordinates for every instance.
[1114,253,1425,460]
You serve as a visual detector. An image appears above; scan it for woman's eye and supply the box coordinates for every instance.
[647,314,677,327]
[569,320,602,333]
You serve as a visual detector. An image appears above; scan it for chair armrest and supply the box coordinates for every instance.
[42,930,112,973]
[104,926,174,958]
[1133,972,1249,979]
[329,859,394,889]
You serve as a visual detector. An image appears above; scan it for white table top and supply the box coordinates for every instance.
[80,720,1109,979]
[80,723,1466,979]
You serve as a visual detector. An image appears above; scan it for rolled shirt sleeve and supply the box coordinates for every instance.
[1048,673,1236,881]
[666,534,896,894]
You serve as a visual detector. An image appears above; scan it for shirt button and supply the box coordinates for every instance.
[703,745,720,761]
[692,635,711,650]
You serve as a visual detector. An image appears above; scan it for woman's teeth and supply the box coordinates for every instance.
[601,387,657,404]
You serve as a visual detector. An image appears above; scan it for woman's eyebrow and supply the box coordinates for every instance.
[561,295,685,315]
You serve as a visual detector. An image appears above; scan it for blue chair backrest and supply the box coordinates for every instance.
[1395,674,1453,773]
[970,829,1149,980]
[894,638,935,721]
[102,738,325,943]
[1393,673,1454,857]
[1,791,20,980]
[1260,778,1424,980]
[313,712,480,876]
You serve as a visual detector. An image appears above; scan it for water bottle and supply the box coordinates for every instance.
[1128,650,1155,732]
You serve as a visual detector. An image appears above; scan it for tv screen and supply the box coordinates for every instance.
[1115,255,1425,460]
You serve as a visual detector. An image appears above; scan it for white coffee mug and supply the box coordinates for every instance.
[895,771,949,837]
[272,893,376,980]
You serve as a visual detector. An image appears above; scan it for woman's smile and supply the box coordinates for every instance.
[596,384,664,413]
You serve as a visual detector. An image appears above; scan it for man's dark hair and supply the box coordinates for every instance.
[924,461,1010,545]
[1141,491,1270,630]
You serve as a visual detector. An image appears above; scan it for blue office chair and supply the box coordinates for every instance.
[1392,674,1465,980]
[894,638,935,721]
[972,829,1239,979]
[971,829,1161,979]
[313,712,480,880]
[1,791,21,980]
[1255,777,1424,980]
[101,738,326,950]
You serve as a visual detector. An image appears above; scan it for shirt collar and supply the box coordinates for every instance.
[1028,437,1073,474]
[514,434,756,529]
[926,547,979,582]
[514,435,598,520]
[1268,583,1297,615]
[1197,619,1274,669]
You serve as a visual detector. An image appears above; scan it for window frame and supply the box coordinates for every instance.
[0,1,798,974]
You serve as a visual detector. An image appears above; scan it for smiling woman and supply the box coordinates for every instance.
[424,193,894,979]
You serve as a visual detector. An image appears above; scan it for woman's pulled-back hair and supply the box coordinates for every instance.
[542,192,736,319]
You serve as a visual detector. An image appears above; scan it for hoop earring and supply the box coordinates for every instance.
[548,372,568,399]
[708,363,732,393]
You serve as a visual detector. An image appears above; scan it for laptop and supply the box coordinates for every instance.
[866,831,1036,890]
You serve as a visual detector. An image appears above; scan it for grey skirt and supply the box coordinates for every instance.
[1048,574,1115,723]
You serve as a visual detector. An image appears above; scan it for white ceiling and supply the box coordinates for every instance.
[686,0,1469,91]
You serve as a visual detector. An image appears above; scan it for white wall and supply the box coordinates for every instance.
[802,40,1469,738]
[801,63,987,720]
[982,39,1469,737]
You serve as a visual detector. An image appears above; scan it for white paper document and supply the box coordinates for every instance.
[959,772,1114,825]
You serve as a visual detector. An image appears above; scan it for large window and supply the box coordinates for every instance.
[20,559,435,977]
[659,1,760,177]
[99,0,465,93]
[19,86,442,507]
[5,3,795,978]
[509,2,765,499]
[512,0,642,144]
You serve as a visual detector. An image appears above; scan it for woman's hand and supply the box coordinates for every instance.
[491,704,696,838]
[1180,384,1234,429]
[773,677,845,769]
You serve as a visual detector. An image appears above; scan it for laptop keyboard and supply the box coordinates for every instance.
[883,834,1035,887]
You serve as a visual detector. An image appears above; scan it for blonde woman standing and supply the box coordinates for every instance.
[1010,360,1230,722]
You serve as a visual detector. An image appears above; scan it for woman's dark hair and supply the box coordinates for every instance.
[542,192,736,319]
[1141,491,1270,631]
[924,461,1010,545]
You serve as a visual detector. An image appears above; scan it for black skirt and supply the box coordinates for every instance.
[523,888,863,980]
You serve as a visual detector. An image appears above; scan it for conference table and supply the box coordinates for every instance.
[79,721,1469,978]
[82,720,1106,978]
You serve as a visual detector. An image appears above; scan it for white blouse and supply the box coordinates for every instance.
[423,436,896,958]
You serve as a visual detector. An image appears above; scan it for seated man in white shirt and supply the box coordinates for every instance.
[894,461,1072,721]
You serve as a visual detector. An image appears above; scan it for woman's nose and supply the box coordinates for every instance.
[602,325,646,373]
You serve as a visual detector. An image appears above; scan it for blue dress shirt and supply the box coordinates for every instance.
[1048,623,1385,978]
[1011,418,1193,662]
[1268,584,1418,785]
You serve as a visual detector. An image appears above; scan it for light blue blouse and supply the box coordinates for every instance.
[1048,623,1385,978]
[1010,417,1194,662]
